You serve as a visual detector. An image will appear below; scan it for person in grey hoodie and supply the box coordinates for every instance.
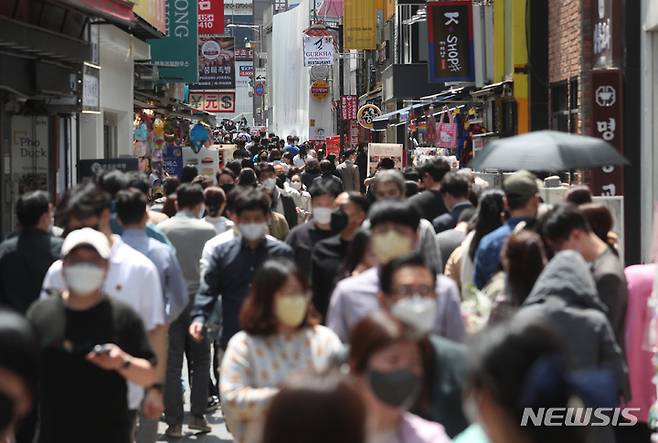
[517,250,628,394]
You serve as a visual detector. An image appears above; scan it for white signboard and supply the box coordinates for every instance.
[182,146,219,182]
[303,35,334,66]
[368,143,403,174]
[224,0,253,16]
[11,116,49,194]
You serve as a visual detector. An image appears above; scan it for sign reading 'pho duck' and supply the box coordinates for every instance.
[427,1,475,83]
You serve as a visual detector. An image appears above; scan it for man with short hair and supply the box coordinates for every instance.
[371,170,442,274]
[190,188,294,348]
[433,172,474,233]
[257,162,297,229]
[157,183,217,437]
[283,135,300,157]
[407,157,450,221]
[326,200,464,343]
[285,181,339,280]
[312,159,344,193]
[0,191,62,314]
[474,170,540,288]
[310,192,370,318]
[378,252,468,438]
[41,183,166,430]
[541,203,628,348]
[336,149,361,192]
[31,228,157,443]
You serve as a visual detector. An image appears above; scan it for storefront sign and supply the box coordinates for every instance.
[224,0,253,16]
[235,48,254,61]
[591,68,624,196]
[326,136,341,157]
[592,0,622,68]
[357,104,382,129]
[182,146,219,181]
[367,143,403,174]
[344,0,377,50]
[427,1,475,83]
[11,116,49,194]
[239,65,255,77]
[149,0,198,83]
[303,35,334,66]
[199,0,224,35]
[162,144,184,177]
[311,80,330,100]
[191,36,236,90]
[190,91,236,113]
[82,63,100,113]
[341,95,358,120]
[133,0,166,34]
[78,158,138,180]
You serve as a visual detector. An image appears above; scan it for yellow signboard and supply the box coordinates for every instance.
[376,0,396,21]
[344,0,377,50]
[133,0,167,34]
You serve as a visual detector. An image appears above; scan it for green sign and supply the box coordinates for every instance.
[149,0,198,83]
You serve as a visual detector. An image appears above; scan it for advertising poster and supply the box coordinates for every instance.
[303,35,334,66]
[344,0,376,50]
[182,146,219,181]
[190,36,235,90]
[149,0,198,83]
[368,143,403,174]
[198,0,224,35]
[427,1,475,83]
[215,144,237,168]
[11,116,49,194]
[162,144,184,177]
[325,136,341,158]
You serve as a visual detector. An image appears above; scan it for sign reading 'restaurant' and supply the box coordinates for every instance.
[427,1,475,83]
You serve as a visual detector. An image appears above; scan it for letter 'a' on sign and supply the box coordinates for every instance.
[427,0,475,83]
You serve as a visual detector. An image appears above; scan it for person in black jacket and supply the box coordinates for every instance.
[0,191,63,314]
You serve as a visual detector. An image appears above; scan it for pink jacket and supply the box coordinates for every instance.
[623,264,656,422]
[399,413,452,443]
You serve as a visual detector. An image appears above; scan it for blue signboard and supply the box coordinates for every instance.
[162,144,184,178]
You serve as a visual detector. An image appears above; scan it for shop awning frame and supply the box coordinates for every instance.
[52,0,136,27]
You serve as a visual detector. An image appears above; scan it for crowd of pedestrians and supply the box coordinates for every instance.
[0,131,649,443]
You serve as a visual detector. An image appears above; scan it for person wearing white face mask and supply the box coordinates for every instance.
[28,228,157,443]
[377,252,468,438]
[256,163,298,230]
[326,200,464,344]
[285,181,340,283]
[219,259,342,443]
[190,188,294,352]
[284,173,312,224]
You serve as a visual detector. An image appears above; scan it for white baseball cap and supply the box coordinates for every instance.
[61,228,111,259]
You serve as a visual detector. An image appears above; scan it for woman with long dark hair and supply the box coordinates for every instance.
[220,259,342,443]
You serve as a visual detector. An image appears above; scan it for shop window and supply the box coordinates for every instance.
[550,79,579,133]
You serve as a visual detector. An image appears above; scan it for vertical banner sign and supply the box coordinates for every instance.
[190,37,235,90]
[591,69,624,196]
[149,0,198,83]
[427,1,475,83]
[592,0,622,69]
[198,0,224,35]
[344,0,377,50]
[303,35,335,66]
[341,95,358,120]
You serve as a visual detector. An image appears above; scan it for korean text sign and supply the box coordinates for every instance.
[198,0,224,35]
[427,1,475,83]
[190,36,236,90]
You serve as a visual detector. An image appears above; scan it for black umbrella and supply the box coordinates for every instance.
[469,130,630,172]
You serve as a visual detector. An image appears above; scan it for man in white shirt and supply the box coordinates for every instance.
[41,183,166,438]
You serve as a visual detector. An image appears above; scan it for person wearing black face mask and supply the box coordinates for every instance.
[217,169,236,196]
[310,192,369,319]
[348,312,451,443]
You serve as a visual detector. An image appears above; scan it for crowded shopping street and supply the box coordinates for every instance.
[1,1,658,443]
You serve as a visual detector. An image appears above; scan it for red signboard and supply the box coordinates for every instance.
[591,68,624,196]
[198,0,224,35]
[326,136,341,157]
[341,95,358,120]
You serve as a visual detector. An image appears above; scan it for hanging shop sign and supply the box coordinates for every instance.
[82,63,100,113]
[592,0,622,68]
[357,104,382,129]
[311,80,331,100]
[344,0,377,50]
[162,143,184,178]
[133,0,167,34]
[591,68,624,196]
[303,35,335,66]
[341,95,358,120]
[191,36,236,90]
[367,143,403,174]
[190,91,236,113]
[11,116,49,195]
[149,0,198,83]
[199,0,224,35]
[78,158,138,180]
[326,136,341,157]
[427,0,475,83]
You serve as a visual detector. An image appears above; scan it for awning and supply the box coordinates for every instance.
[54,0,136,26]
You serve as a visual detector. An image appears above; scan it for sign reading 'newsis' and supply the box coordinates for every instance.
[427,1,475,83]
